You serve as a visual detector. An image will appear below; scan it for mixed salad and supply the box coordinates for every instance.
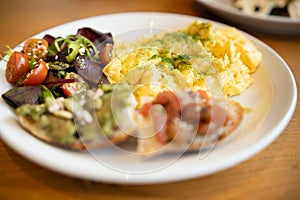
[2,27,113,108]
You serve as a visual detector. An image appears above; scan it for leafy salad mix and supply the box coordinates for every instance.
[2,27,113,108]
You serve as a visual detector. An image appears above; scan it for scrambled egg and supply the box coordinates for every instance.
[187,22,262,73]
[103,21,262,106]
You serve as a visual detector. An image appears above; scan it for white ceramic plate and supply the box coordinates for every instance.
[0,12,297,184]
[196,0,300,34]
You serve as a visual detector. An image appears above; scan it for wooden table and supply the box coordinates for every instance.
[0,0,299,199]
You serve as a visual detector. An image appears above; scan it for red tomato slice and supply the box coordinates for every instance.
[62,82,79,97]
[140,103,152,117]
[100,43,113,65]
[22,60,48,85]
[62,73,87,97]
[5,52,30,83]
[153,112,168,144]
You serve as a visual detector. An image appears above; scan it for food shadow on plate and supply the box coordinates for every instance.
[89,135,220,161]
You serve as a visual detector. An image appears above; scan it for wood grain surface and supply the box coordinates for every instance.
[0,0,299,199]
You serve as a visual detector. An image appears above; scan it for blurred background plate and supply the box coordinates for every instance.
[195,0,300,34]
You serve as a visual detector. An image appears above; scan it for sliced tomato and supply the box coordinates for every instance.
[62,73,88,97]
[62,83,76,97]
[153,114,168,144]
[23,38,48,60]
[140,103,152,117]
[22,60,48,85]
[99,43,113,65]
[153,91,180,119]
[197,90,209,101]
[5,51,30,84]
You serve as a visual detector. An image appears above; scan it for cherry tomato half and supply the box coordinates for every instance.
[99,43,113,65]
[5,51,30,83]
[22,60,48,85]
[62,72,88,97]
[23,38,48,60]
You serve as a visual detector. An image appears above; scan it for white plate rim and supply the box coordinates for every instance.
[0,12,297,184]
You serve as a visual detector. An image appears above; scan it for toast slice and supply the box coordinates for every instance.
[17,111,131,151]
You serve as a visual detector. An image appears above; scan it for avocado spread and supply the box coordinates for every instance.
[16,85,133,146]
